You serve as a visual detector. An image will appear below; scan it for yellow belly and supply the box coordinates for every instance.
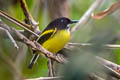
[42,30,70,53]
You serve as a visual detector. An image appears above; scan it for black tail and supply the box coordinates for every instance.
[28,53,40,69]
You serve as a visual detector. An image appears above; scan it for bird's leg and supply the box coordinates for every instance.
[28,53,40,69]
[48,58,55,77]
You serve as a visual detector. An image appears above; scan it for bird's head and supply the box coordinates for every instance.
[46,17,78,30]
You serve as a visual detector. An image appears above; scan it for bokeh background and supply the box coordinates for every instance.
[0,0,120,80]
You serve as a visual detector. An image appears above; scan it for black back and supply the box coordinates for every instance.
[43,17,72,32]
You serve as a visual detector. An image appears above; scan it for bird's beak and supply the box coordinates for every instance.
[67,20,78,28]
[70,20,79,24]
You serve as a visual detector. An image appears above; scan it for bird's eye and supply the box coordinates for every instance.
[61,20,64,23]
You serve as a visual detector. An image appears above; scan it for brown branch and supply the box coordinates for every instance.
[25,76,62,80]
[0,10,39,37]
[96,56,120,79]
[89,73,105,80]
[66,42,120,49]
[48,58,55,77]
[0,10,31,29]
[71,0,103,37]
[0,27,19,49]
[20,0,38,28]
[92,0,120,19]
[20,0,40,41]
[0,20,23,41]
[30,42,67,63]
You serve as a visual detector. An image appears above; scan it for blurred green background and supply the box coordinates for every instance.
[0,0,120,80]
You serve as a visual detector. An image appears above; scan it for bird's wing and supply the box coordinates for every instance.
[38,28,57,44]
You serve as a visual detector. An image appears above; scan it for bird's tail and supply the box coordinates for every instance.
[28,53,40,69]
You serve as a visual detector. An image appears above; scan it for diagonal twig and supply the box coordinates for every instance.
[89,73,105,80]
[0,20,25,41]
[20,0,39,28]
[48,58,55,77]
[71,0,103,37]
[66,42,120,49]
[20,0,40,41]
[0,10,31,29]
[96,56,120,79]
[25,76,63,80]
[0,27,19,49]
[92,0,120,19]
[0,10,39,37]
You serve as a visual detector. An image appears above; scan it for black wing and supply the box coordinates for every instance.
[38,28,57,44]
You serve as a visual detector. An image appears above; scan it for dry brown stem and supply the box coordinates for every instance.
[92,0,120,19]
[96,56,120,79]
[71,0,103,37]
[20,0,38,28]
[0,10,39,37]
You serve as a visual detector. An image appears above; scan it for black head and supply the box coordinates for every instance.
[44,17,78,31]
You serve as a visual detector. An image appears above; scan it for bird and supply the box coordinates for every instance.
[28,17,78,69]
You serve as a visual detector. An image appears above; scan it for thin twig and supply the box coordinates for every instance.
[48,58,54,77]
[0,10,31,29]
[0,27,19,49]
[25,76,63,80]
[96,56,120,79]
[0,20,24,41]
[71,0,103,37]
[66,42,120,49]
[89,73,105,80]
[92,0,120,19]
[20,0,40,41]
[20,0,38,27]
[0,10,39,37]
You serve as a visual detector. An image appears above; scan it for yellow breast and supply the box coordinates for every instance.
[42,29,70,53]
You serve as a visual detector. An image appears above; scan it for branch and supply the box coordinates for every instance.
[71,0,103,37]
[89,73,105,80]
[96,56,120,79]
[25,76,62,80]
[0,27,19,49]
[0,10,39,37]
[30,42,67,63]
[20,0,41,40]
[66,42,120,49]
[92,0,120,19]
[13,27,66,63]
[0,20,24,41]
[20,0,38,27]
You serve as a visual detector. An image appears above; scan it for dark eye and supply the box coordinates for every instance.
[61,20,64,23]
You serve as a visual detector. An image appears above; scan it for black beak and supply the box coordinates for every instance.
[70,20,79,24]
